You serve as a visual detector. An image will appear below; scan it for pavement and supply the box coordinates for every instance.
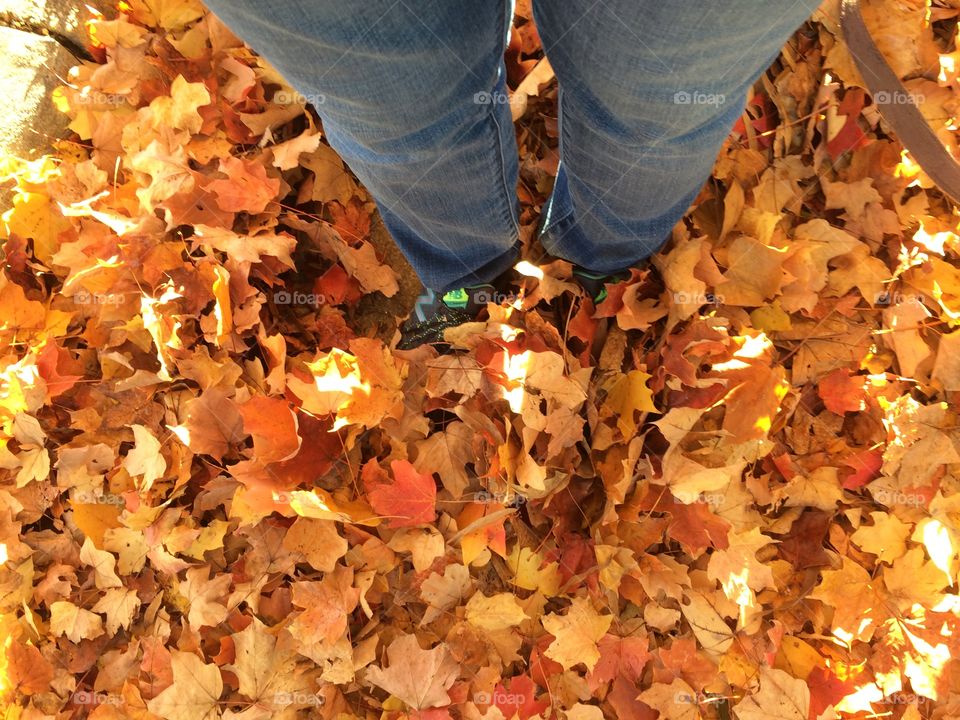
[0,0,107,161]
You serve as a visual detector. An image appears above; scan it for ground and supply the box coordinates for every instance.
[1,1,960,719]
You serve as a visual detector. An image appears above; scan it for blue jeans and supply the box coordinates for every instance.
[202,1,815,293]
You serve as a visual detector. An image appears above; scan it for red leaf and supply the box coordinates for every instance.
[314,263,363,306]
[491,675,550,720]
[841,449,883,490]
[364,459,436,528]
[818,368,865,414]
[587,634,650,691]
[807,667,855,719]
[827,88,868,160]
[36,340,81,398]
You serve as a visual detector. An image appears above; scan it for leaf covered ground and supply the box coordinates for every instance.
[2,0,960,718]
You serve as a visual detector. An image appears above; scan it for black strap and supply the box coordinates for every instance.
[840,0,960,204]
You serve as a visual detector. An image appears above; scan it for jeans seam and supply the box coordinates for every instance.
[489,0,521,244]
[540,88,575,241]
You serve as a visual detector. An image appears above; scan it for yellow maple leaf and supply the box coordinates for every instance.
[605,370,658,438]
[733,667,809,720]
[1,192,71,266]
[146,650,223,720]
[465,592,528,632]
[542,596,612,672]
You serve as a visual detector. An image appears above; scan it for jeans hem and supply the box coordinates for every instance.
[439,235,522,294]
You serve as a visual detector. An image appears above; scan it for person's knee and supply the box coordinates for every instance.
[564,87,737,154]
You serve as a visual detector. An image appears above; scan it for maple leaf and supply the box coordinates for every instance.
[883,546,950,610]
[817,368,866,414]
[49,600,103,643]
[364,459,437,528]
[92,587,141,635]
[192,224,297,268]
[706,527,776,609]
[489,674,551,720]
[851,511,911,564]
[300,141,357,203]
[1,191,72,266]
[123,423,166,492]
[542,596,613,672]
[146,650,223,720]
[281,517,347,572]
[638,678,699,720]
[149,75,211,134]
[208,155,280,214]
[79,537,122,589]
[270,129,322,170]
[465,592,529,631]
[169,388,243,460]
[365,634,459,710]
[238,396,301,464]
[810,557,886,643]
[180,566,231,629]
[225,616,298,702]
[587,634,650,691]
[5,640,54,697]
[290,567,360,645]
[733,667,809,720]
[420,564,472,626]
[130,138,195,212]
[679,590,734,657]
[606,370,658,438]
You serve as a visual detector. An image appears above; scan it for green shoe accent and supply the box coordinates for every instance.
[441,288,469,309]
[572,268,629,304]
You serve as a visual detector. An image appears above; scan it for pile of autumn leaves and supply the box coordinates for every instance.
[1,0,960,718]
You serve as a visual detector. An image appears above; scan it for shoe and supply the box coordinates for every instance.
[571,266,632,305]
[396,283,497,350]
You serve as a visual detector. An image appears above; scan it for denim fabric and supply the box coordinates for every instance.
[201,0,816,292]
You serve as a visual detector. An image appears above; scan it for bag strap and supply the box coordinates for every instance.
[840,0,960,204]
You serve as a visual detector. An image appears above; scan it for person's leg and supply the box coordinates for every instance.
[533,0,816,273]
[201,0,520,294]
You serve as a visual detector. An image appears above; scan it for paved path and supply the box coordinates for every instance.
[0,0,106,161]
